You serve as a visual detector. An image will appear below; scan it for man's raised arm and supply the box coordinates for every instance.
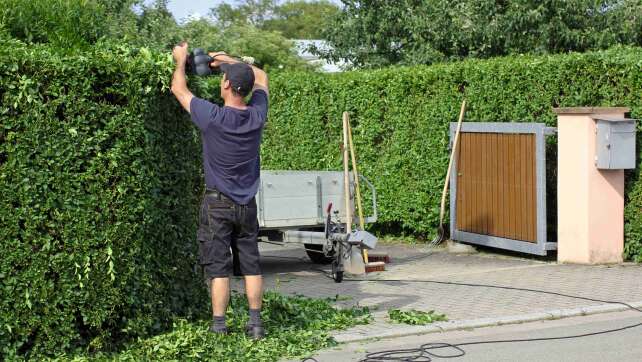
[209,52,269,95]
[171,42,194,112]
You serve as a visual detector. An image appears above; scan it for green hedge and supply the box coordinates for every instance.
[0,39,205,357]
[262,47,642,259]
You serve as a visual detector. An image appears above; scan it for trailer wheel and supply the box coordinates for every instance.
[331,260,343,283]
[304,244,334,264]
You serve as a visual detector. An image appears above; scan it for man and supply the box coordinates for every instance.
[171,42,268,339]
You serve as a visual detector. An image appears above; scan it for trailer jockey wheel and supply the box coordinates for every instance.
[331,242,344,283]
[331,260,343,283]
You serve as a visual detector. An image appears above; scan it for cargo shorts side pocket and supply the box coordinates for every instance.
[197,197,214,265]
[197,197,211,241]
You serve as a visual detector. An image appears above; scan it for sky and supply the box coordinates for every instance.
[166,0,342,23]
[167,0,219,22]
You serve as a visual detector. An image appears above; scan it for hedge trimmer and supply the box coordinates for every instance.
[186,48,257,76]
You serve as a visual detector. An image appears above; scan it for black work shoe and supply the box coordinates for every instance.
[245,324,265,340]
[209,324,229,335]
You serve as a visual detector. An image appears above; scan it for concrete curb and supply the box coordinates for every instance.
[333,301,642,343]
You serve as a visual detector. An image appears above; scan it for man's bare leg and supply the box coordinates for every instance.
[244,275,263,309]
[244,275,264,338]
[211,277,230,315]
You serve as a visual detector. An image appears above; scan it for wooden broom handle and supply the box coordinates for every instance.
[439,100,466,226]
[347,118,365,230]
[342,112,352,233]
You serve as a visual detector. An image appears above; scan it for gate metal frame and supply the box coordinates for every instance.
[449,122,557,256]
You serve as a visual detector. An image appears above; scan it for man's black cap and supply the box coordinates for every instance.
[219,63,255,97]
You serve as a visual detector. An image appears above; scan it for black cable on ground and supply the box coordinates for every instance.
[260,255,308,261]
[305,270,642,362]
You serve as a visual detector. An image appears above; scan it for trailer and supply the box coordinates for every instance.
[257,170,378,282]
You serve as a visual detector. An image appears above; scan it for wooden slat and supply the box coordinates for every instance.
[523,135,530,241]
[493,133,500,237]
[457,133,467,231]
[508,135,517,240]
[465,134,475,232]
[511,135,522,239]
[484,133,491,235]
[518,135,527,241]
[478,134,483,234]
[476,134,483,235]
[489,133,497,236]
[520,135,528,241]
[527,135,536,241]
[515,135,523,240]
[467,133,472,232]
[457,133,466,231]
[456,133,463,231]
[497,134,505,239]
[480,133,487,235]
[515,135,523,241]
[466,133,473,232]
[465,133,472,232]
[500,134,507,239]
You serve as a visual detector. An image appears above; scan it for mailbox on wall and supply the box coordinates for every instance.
[594,118,637,170]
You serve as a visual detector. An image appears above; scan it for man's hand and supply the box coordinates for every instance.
[207,51,268,95]
[173,41,189,65]
[208,51,228,68]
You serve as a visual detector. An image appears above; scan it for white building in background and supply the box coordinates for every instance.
[292,39,348,72]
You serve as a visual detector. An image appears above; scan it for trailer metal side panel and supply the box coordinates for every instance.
[258,170,352,229]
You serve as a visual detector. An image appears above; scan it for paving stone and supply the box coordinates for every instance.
[241,242,642,341]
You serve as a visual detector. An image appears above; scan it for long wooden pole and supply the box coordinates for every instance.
[346,114,368,263]
[347,118,365,229]
[439,100,467,227]
[342,112,352,234]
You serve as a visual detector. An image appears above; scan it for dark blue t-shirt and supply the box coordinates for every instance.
[190,90,268,205]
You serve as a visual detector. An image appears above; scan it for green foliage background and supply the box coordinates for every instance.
[320,0,642,68]
[0,0,308,70]
[212,0,341,39]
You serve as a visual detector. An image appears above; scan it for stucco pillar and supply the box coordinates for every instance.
[554,107,629,264]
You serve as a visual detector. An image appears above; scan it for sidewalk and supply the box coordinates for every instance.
[231,241,642,343]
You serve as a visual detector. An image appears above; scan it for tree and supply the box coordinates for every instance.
[210,0,340,39]
[210,0,277,28]
[0,0,309,70]
[179,19,308,70]
[263,0,340,39]
[133,0,181,50]
[318,0,642,68]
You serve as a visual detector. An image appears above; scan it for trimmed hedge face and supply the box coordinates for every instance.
[262,47,642,258]
[0,40,205,357]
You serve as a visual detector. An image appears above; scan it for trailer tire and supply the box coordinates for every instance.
[304,244,333,264]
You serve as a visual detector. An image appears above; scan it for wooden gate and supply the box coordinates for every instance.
[449,123,556,255]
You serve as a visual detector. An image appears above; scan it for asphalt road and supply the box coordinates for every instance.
[303,310,642,362]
